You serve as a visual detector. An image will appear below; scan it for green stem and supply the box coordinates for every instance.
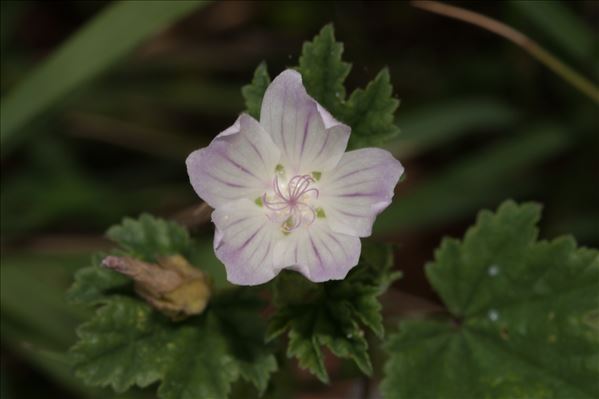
[412,0,599,104]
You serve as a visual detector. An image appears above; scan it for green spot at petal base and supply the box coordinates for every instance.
[316,208,326,218]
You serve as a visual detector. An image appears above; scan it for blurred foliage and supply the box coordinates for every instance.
[382,201,599,399]
[1,0,598,398]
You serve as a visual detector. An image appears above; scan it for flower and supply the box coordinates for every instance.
[186,69,404,285]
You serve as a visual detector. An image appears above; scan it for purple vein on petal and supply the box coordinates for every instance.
[310,236,324,270]
[238,226,261,252]
[337,192,380,198]
[245,229,266,264]
[337,209,368,218]
[318,233,335,263]
[226,217,262,242]
[281,84,289,157]
[224,216,252,229]
[206,173,247,188]
[327,232,347,259]
[221,152,259,179]
[300,107,315,157]
[334,164,380,181]
[294,245,299,264]
[245,134,265,164]
[332,179,382,192]
[252,240,272,274]
[314,130,331,160]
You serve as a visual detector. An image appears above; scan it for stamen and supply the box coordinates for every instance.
[302,187,320,199]
[263,172,321,233]
[272,175,287,201]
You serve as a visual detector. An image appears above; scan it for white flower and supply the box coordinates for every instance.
[187,69,404,285]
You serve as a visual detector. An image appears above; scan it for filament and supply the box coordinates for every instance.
[263,173,319,232]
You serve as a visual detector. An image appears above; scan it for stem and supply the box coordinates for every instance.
[411,0,599,104]
[171,202,212,229]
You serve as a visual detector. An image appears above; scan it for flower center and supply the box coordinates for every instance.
[262,174,319,233]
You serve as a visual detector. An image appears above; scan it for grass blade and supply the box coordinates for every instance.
[375,126,568,234]
[0,0,207,155]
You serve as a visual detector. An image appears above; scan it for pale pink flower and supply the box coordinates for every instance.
[187,70,403,285]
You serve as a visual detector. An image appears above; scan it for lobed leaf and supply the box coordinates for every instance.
[67,214,193,306]
[71,295,277,398]
[343,68,400,149]
[269,241,398,382]
[68,215,277,398]
[241,61,271,120]
[243,24,401,150]
[65,253,130,305]
[298,23,351,114]
[382,201,599,399]
[106,213,190,262]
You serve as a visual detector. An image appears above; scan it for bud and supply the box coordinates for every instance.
[102,254,211,320]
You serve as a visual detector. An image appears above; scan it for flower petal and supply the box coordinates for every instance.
[260,69,350,174]
[186,114,281,208]
[318,148,404,237]
[273,221,361,282]
[212,199,284,286]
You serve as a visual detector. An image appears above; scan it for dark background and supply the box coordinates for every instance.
[1,1,597,398]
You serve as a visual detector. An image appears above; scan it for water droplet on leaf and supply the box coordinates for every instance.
[488,265,500,277]
[488,309,499,322]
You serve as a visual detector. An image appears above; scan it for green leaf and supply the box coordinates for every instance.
[71,297,176,392]
[67,214,193,306]
[211,289,278,394]
[156,320,239,399]
[106,213,191,262]
[269,241,398,383]
[344,68,400,149]
[382,201,599,399]
[69,215,276,397]
[242,62,271,119]
[298,24,351,114]
[0,1,207,155]
[71,295,277,398]
[66,254,130,305]
[241,24,401,150]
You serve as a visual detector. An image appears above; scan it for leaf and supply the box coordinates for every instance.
[344,68,400,149]
[382,201,599,399]
[269,241,398,383]
[1,1,207,155]
[242,62,271,119]
[106,213,191,262]
[66,253,130,305]
[67,214,193,306]
[298,24,351,114]
[71,297,176,392]
[211,289,278,394]
[241,24,401,150]
[156,319,239,399]
[71,295,277,398]
[69,215,277,397]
